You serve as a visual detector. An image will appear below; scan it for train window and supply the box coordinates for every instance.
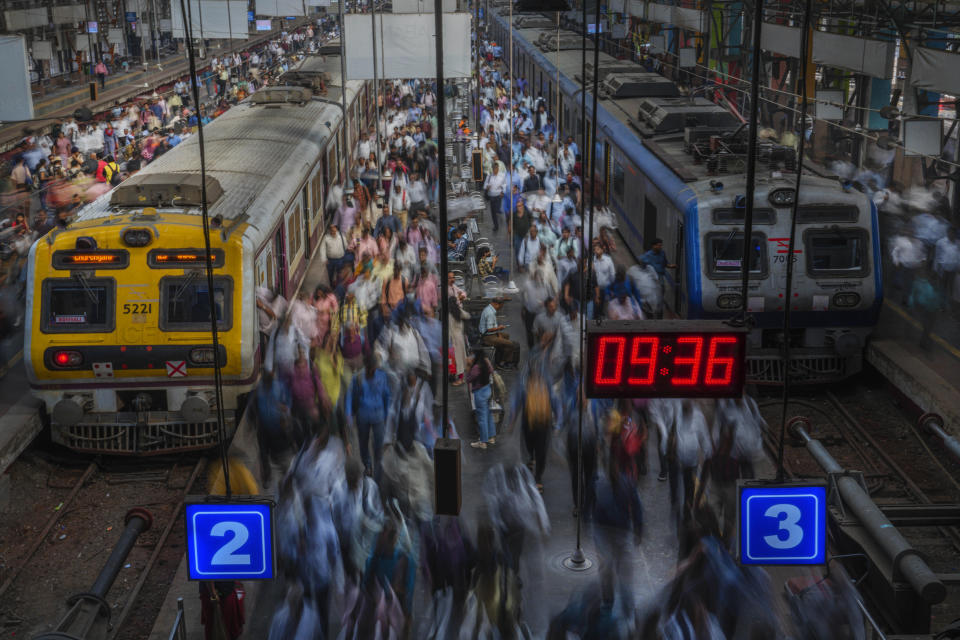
[613,161,625,199]
[159,276,233,331]
[797,205,859,224]
[707,232,767,277]
[712,208,775,224]
[287,206,302,258]
[41,278,115,333]
[805,230,867,276]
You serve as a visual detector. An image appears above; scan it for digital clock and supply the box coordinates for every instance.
[585,321,747,398]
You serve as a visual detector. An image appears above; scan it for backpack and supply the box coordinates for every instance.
[107,162,121,186]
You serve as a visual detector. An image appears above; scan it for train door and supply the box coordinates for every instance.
[603,141,611,204]
[643,197,657,250]
[301,186,310,255]
[674,222,684,313]
[274,229,287,297]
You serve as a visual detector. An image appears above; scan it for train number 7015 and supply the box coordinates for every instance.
[122,303,153,314]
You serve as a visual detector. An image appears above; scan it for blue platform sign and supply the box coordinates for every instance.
[185,502,274,580]
[739,483,827,565]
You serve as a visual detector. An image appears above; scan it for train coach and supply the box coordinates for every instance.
[25,55,373,454]
[490,11,883,384]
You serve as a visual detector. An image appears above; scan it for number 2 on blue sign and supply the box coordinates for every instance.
[210,522,251,565]
[185,503,273,580]
[763,503,804,549]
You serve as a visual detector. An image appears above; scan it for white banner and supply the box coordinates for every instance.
[344,12,471,79]
[255,0,306,16]
[760,22,802,59]
[911,46,960,96]
[392,0,458,12]
[51,4,87,24]
[32,40,54,60]
[173,0,249,39]
[812,30,893,79]
[0,36,34,122]
[3,8,48,30]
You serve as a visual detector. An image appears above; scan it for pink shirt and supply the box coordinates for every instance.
[417,273,439,311]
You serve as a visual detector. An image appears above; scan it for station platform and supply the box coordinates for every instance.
[0,19,311,151]
[868,301,960,430]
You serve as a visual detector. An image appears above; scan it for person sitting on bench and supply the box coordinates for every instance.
[478,297,519,369]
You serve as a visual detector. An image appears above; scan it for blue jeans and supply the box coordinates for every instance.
[473,384,494,442]
[357,420,385,478]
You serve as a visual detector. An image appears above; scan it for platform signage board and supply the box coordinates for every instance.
[185,501,274,580]
[738,482,827,565]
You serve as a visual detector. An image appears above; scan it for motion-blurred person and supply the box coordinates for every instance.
[347,351,392,480]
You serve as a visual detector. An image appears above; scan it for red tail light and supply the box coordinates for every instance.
[53,350,83,367]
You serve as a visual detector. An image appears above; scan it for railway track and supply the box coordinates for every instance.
[0,452,205,638]
[757,377,960,632]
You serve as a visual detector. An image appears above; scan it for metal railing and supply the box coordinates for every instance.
[167,598,187,640]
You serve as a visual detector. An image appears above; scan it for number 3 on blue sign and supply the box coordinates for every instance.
[185,502,274,580]
[739,484,826,565]
[763,503,804,549]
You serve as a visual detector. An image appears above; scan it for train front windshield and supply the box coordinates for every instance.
[708,233,766,276]
[161,277,231,330]
[806,231,867,275]
[43,280,112,332]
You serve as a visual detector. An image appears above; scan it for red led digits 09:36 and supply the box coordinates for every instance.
[586,326,746,398]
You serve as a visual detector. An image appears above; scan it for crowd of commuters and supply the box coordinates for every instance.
[205,19,875,640]
[0,7,919,638]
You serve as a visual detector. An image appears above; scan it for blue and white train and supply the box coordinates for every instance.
[489,10,883,383]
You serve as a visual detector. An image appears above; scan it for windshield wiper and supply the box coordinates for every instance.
[172,271,200,303]
[715,229,738,270]
[73,272,99,305]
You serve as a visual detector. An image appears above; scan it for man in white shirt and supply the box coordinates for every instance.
[388,182,409,228]
[406,174,429,214]
[593,243,616,290]
[517,225,542,272]
[319,223,348,285]
[557,246,578,287]
[483,163,508,233]
[607,292,644,320]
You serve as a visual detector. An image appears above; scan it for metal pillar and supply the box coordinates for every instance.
[338,0,349,181]
[32,509,153,640]
[790,422,946,604]
[919,413,960,466]
[370,6,383,194]
[435,0,450,437]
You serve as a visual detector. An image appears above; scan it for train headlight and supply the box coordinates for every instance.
[122,227,153,247]
[52,350,83,368]
[716,293,743,309]
[832,292,861,307]
[768,188,796,207]
[189,347,218,365]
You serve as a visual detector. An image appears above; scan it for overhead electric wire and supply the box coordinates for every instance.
[180,0,231,498]
[737,0,765,323]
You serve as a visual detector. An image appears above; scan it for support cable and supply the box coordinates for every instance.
[777,0,814,483]
[181,0,231,498]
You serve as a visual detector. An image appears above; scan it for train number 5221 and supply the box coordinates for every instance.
[122,303,153,314]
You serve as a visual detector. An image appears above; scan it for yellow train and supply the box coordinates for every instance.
[25,56,373,454]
